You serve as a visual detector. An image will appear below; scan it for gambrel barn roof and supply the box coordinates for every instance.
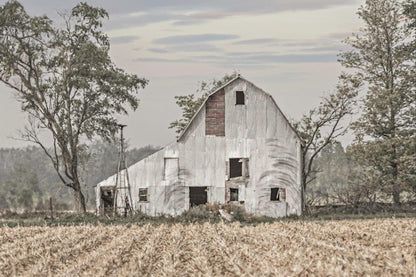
[177,75,303,145]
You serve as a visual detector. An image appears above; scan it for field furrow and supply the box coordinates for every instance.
[0,218,414,276]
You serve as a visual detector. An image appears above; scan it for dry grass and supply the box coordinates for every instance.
[0,218,414,276]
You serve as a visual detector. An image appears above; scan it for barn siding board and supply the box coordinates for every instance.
[96,76,303,218]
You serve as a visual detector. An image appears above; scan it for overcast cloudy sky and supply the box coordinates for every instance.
[0,0,364,148]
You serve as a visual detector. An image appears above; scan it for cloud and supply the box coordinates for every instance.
[148,48,170,53]
[148,44,220,53]
[141,33,344,66]
[17,0,358,30]
[110,35,140,44]
[97,0,357,14]
[226,52,275,57]
[153,34,239,45]
[171,44,221,52]
[299,45,346,53]
[241,53,337,63]
[172,11,240,26]
[188,11,238,20]
[232,38,278,45]
[136,52,337,65]
[26,0,356,14]
[208,53,337,64]
[172,19,206,26]
[106,12,179,30]
[135,57,192,63]
[323,32,354,40]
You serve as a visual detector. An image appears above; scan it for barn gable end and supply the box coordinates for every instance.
[178,76,303,145]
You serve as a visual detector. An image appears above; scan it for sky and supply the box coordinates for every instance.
[0,0,364,149]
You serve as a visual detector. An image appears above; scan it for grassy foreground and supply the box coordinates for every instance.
[0,218,414,276]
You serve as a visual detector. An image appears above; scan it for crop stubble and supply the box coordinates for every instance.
[0,218,414,276]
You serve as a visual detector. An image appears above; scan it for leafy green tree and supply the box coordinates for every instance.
[307,141,350,206]
[339,0,416,205]
[0,147,64,210]
[0,144,159,211]
[293,74,360,212]
[403,0,416,29]
[309,141,383,211]
[0,163,41,211]
[0,1,148,212]
[169,72,238,134]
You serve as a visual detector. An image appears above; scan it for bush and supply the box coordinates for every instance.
[179,205,219,223]
[206,202,220,214]
[222,203,250,222]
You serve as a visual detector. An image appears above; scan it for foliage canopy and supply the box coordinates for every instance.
[339,0,416,204]
[0,1,148,212]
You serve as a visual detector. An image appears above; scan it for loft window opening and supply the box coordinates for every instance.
[227,158,249,179]
[270,188,280,201]
[139,188,148,202]
[236,91,245,105]
[230,188,239,202]
[270,187,286,202]
[229,158,243,178]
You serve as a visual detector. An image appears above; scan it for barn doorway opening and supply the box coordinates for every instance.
[189,187,207,207]
[100,187,115,215]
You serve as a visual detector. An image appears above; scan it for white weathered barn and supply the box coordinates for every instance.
[95,76,303,217]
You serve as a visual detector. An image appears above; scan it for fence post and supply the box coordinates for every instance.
[49,197,54,220]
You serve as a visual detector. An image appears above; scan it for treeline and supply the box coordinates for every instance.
[0,142,159,212]
[308,141,416,212]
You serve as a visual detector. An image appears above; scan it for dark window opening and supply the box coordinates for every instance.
[229,158,243,178]
[271,187,286,202]
[236,91,245,105]
[230,188,239,201]
[227,158,249,179]
[139,188,148,202]
[100,188,114,215]
[271,188,280,201]
[189,187,207,207]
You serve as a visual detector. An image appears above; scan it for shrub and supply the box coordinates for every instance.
[179,205,218,223]
[222,203,250,222]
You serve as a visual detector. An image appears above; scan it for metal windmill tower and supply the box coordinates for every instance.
[114,124,134,216]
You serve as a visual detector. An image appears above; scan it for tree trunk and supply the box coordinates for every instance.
[301,172,307,214]
[391,145,401,206]
[73,182,87,213]
[392,173,401,206]
[392,188,400,206]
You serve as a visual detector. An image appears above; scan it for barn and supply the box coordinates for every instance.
[95,75,304,217]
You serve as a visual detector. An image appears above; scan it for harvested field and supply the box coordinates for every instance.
[0,218,414,276]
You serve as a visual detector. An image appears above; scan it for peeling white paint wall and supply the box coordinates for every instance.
[96,77,302,217]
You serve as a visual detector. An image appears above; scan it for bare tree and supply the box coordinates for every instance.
[293,73,361,212]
